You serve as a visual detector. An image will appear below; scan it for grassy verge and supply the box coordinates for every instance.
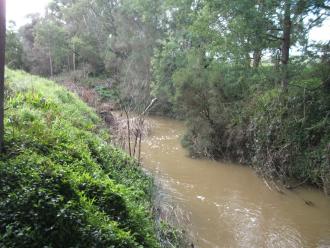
[0,69,160,247]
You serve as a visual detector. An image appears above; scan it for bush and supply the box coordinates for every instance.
[175,61,330,189]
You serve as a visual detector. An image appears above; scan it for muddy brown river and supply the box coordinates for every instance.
[141,116,330,248]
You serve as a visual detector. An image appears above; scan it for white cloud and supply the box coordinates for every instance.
[309,17,330,43]
[7,0,51,27]
[5,0,330,43]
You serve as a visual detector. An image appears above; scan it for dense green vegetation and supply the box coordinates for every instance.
[0,69,161,247]
[179,63,330,189]
[4,0,330,192]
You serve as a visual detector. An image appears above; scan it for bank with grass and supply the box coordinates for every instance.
[0,69,181,247]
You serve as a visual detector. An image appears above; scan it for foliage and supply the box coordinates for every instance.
[179,62,330,188]
[5,22,23,69]
[248,83,330,186]
[147,0,330,190]
[34,19,69,75]
[0,69,160,247]
[5,0,330,191]
[16,0,163,105]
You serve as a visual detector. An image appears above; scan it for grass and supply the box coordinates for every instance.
[0,69,160,247]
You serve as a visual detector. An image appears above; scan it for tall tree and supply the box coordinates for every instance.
[274,0,330,88]
[0,0,5,152]
[5,21,23,69]
[34,19,68,76]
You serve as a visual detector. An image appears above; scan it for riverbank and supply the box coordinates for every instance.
[170,65,330,194]
[55,76,191,248]
[50,72,330,247]
[142,115,330,247]
[54,72,330,195]
[0,69,184,247]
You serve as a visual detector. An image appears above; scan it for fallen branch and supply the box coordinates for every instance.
[285,178,308,190]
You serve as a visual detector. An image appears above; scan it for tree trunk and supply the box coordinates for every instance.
[0,0,6,152]
[83,62,86,77]
[271,49,281,85]
[253,50,262,68]
[324,77,330,93]
[281,0,291,89]
[49,52,53,77]
[245,52,251,68]
[133,130,138,157]
[67,55,70,71]
[138,131,142,164]
[123,108,131,156]
[73,43,76,72]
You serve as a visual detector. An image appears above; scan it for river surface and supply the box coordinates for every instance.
[141,116,330,248]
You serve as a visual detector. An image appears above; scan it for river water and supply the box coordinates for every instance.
[141,116,330,248]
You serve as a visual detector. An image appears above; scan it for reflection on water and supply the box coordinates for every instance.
[142,116,330,248]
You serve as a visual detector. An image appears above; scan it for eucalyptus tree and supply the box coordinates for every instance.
[47,0,108,74]
[19,14,41,73]
[192,0,274,67]
[267,0,330,88]
[0,0,5,152]
[5,22,23,69]
[190,0,330,87]
[34,19,69,76]
[151,0,200,114]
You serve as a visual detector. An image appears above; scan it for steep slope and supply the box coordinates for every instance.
[0,69,159,247]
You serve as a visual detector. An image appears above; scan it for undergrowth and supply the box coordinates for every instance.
[0,69,160,247]
[178,63,330,191]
